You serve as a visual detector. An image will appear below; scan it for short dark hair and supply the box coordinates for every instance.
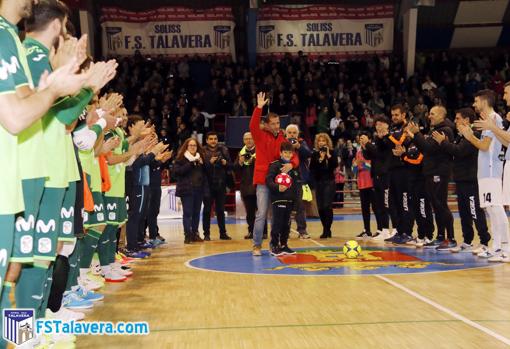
[474,89,496,108]
[206,131,218,139]
[505,81,510,88]
[280,141,293,152]
[455,108,476,123]
[25,0,69,33]
[373,115,390,125]
[391,104,406,114]
[265,112,279,123]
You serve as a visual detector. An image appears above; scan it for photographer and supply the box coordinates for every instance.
[286,124,312,239]
[310,133,338,239]
[202,131,232,240]
[235,132,267,240]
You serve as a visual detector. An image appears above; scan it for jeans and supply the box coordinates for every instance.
[253,185,270,247]
[181,188,203,237]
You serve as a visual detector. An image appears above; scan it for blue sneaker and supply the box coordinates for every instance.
[124,249,147,259]
[384,234,400,243]
[393,234,413,245]
[423,239,443,249]
[139,241,156,249]
[62,292,94,310]
[74,286,104,302]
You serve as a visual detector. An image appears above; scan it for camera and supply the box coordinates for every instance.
[289,138,298,145]
[243,151,252,160]
[319,146,328,153]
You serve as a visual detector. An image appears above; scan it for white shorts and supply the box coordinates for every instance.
[503,162,510,205]
[478,177,504,208]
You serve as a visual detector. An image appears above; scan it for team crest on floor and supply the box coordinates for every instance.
[186,246,500,276]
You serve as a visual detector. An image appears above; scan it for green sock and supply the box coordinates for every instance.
[103,225,118,265]
[66,238,82,291]
[15,264,48,312]
[0,282,13,349]
[37,265,54,319]
[97,229,110,267]
[79,229,101,269]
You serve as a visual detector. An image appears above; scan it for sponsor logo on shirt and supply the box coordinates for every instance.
[0,56,20,80]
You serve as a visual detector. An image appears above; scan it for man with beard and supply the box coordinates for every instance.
[202,131,232,241]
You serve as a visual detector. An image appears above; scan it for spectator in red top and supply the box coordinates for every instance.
[353,134,377,239]
[250,92,299,256]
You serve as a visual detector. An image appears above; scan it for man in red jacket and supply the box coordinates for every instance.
[250,93,299,256]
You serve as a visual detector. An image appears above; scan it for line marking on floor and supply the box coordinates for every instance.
[309,237,510,346]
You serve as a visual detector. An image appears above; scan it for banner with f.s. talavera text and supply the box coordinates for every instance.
[100,6,236,58]
[256,5,394,58]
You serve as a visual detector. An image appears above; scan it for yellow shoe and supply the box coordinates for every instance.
[86,272,105,285]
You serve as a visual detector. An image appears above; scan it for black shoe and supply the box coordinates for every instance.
[220,234,232,240]
[203,235,211,241]
[192,234,203,242]
[244,232,253,240]
[355,231,372,240]
[184,236,192,244]
[270,246,284,256]
[280,245,296,255]
[320,232,328,239]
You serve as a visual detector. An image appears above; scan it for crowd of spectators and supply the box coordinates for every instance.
[106,50,510,168]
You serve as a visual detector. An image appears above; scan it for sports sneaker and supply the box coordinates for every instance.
[90,262,102,276]
[280,246,296,255]
[487,250,510,262]
[406,237,420,245]
[252,246,262,256]
[299,232,311,239]
[112,263,133,277]
[372,229,391,241]
[62,292,94,310]
[389,229,398,238]
[73,286,104,302]
[415,238,431,248]
[423,239,443,249]
[450,243,472,253]
[124,249,147,259]
[156,235,166,242]
[46,307,85,322]
[102,270,127,283]
[77,276,102,292]
[139,241,156,249]
[270,247,284,257]
[384,234,400,243]
[472,244,489,255]
[393,234,413,245]
[478,249,498,258]
[355,231,372,240]
[86,272,105,284]
[436,240,457,251]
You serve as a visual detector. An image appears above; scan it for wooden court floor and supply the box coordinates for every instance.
[79,217,510,349]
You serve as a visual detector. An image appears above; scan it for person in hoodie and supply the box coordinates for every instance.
[405,105,457,251]
[265,142,299,256]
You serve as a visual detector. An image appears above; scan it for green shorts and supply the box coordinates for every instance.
[34,187,66,261]
[1,214,15,294]
[83,191,106,228]
[11,178,45,263]
[59,182,76,242]
[104,196,127,225]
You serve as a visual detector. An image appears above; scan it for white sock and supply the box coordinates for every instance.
[79,268,90,279]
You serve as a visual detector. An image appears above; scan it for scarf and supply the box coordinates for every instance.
[184,151,201,162]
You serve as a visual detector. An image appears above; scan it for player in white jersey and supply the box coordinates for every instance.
[460,89,509,262]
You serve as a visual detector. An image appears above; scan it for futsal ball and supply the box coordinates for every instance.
[343,240,362,259]
[275,173,292,188]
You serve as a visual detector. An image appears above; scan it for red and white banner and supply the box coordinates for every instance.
[100,7,236,58]
[256,5,394,58]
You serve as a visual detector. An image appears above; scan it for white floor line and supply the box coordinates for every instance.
[375,274,510,346]
[309,238,510,346]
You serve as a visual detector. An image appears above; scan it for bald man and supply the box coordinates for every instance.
[406,105,456,250]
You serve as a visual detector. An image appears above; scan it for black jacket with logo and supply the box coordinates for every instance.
[413,121,454,177]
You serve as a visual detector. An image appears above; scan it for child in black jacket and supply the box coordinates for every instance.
[266,142,299,256]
